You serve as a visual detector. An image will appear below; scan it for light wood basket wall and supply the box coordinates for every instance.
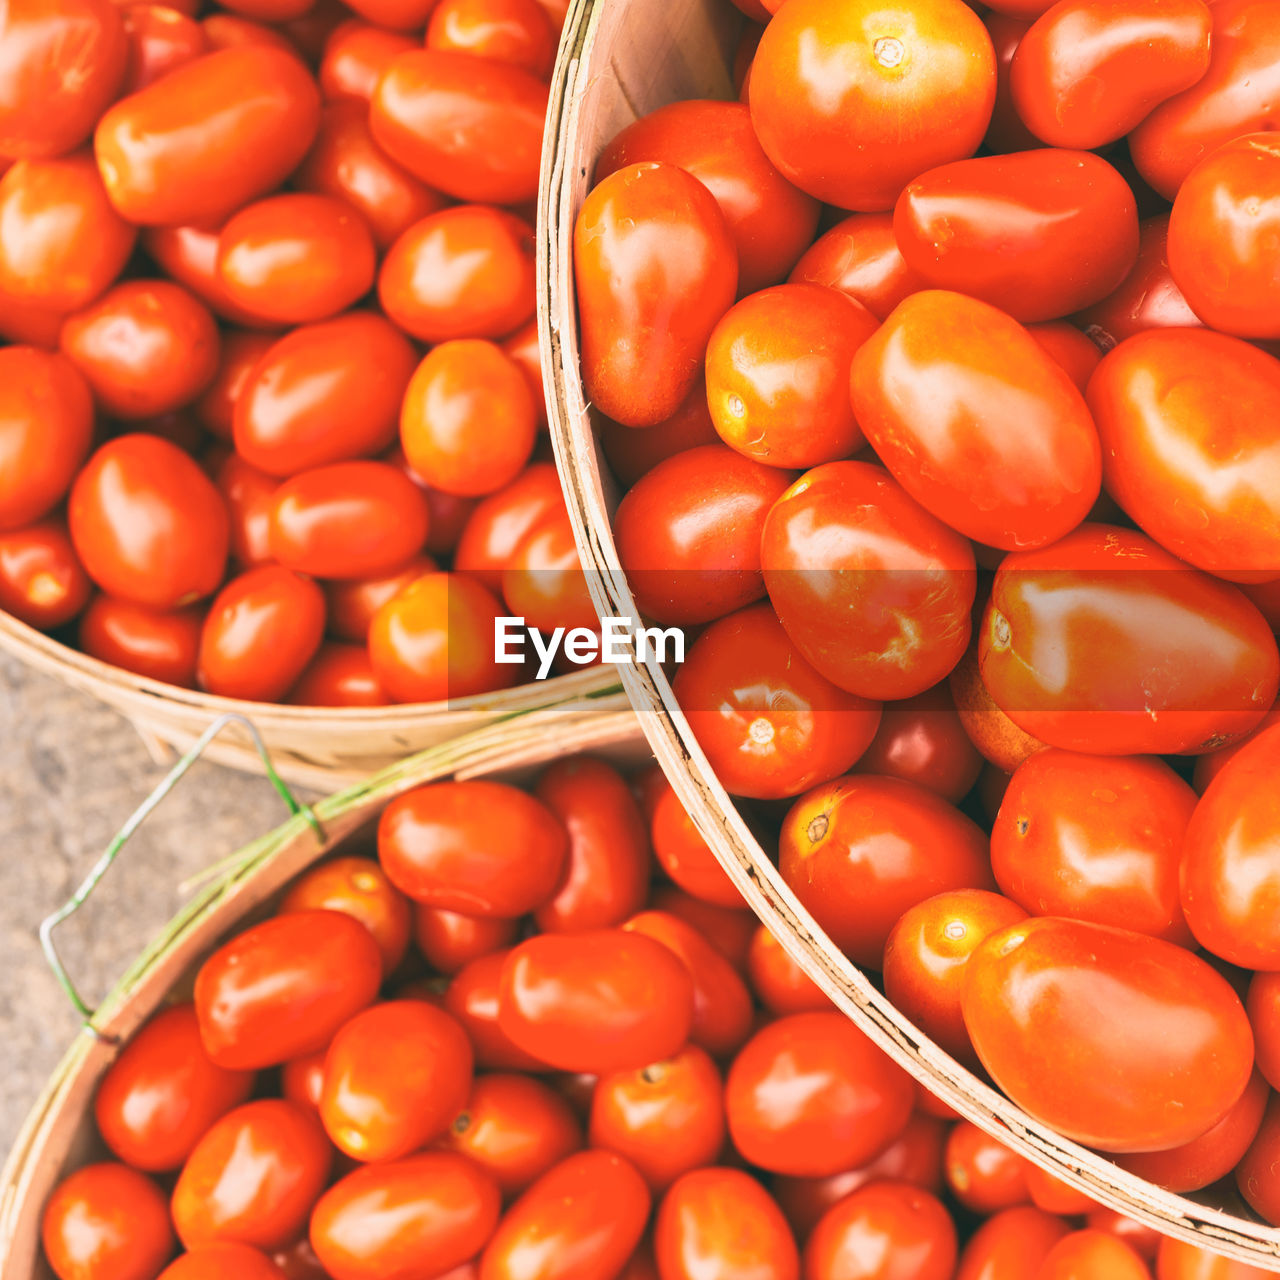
[0,708,648,1280]
[536,0,1280,1266]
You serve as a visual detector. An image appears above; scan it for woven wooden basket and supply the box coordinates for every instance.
[0,611,627,791]
[537,0,1280,1266]
[0,706,647,1280]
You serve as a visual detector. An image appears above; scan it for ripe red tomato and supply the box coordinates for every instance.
[279,856,411,975]
[650,784,742,909]
[856,683,982,802]
[893,151,1138,321]
[962,915,1255,1152]
[69,435,229,609]
[761,461,976,700]
[197,331,275,439]
[94,46,321,226]
[1037,1231,1151,1280]
[746,925,829,1016]
[948,646,1047,773]
[882,889,1028,1066]
[194,909,383,1069]
[944,1122,1031,1214]
[479,1151,650,1280]
[79,596,203,686]
[141,224,271,328]
[596,379,717,488]
[725,1011,915,1177]
[1249,972,1280,1091]
[444,949,546,1073]
[159,1243,287,1280]
[1027,322,1102,393]
[1237,1094,1280,1225]
[119,4,207,94]
[426,0,555,78]
[576,162,737,428]
[200,12,299,54]
[805,1181,957,1280]
[94,1004,254,1173]
[288,643,388,707]
[979,523,1280,755]
[498,929,695,1072]
[213,455,278,569]
[595,99,820,295]
[1157,1237,1277,1280]
[371,49,546,203]
[779,774,994,970]
[310,1153,501,1280]
[981,11,1039,153]
[705,284,878,468]
[323,555,435,643]
[1085,1210,1161,1264]
[332,0,439,33]
[454,463,564,591]
[954,1206,1071,1280]
[1023,1165,1096,1216]
[1010,0,1212,150]
[850,291,1100,549]
[788,211,925,321]
[379,779,566,916]
[0,519,91,628]
[414,906,514,974]
[0,0,128,159]
[655,1167,799,1280]
[989,750,1196,943]
[673,603,882,801]
[41,1162,174,1280]
[614,443,791,626]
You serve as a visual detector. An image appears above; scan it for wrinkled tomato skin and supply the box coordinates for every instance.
[779,774,995,970]
[949,646,1048,774]
[94,46,322,226]
[1010,0,1212,150]
[748,0,996,211]
[762,461,976,700]
[575,162,738,428]
[894,151,1139,322]
[595,99,820,295]
[1088,330,1280,581]
[850,291,1101,550]
[79,596,204,687]
[979,524,1280,755]
[955,1206,1071,1280]
[961,915,1255,1152]
[1129,0,1280,201]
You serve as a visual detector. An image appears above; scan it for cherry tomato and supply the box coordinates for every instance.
[0,152,135,313]
[779,775,994,970]
[1027,322,1102,393]
[725,1011,915,1176]
[194,909,383,1069]
[324,555,436,643]
[310,1153,501,1280]
[371,49,546,203]
[597,380,719,489]
[498,929,695,1073]
[962,915,1255,1152]
[655,1167,799,1280]
[856,683,982,802]
[319,21,415,100]
[445,949,547,1072]
[575,162,738,428]
[1129,0,1280,200]
[788,212,924,321]
[1157,1237,1276,1280]
[479,1150,650,1280]
[746,925,829,1015]
[79,596,203,686]
[119,4,206,93]
[955,1206,1071,1280]
[805,1181,956,1280]
[883,889,1028,1065]
[426,0,554,78]
[414,905,516,973]
[850,291,1100,549]
[674,603,882,801]
[595,99,820,295]
[454,463,564,592]
[979,524,1280,755]
[748,0,995,211]
[197,566,326,702]
[159,1244,287,1280]
[62,280,220,419]
[614,443,790,626]
[69,435,229,608]
[650,783,742,909]
[0,0,128,160]
[990,750,1196,943]
[279,856,411,975]
[368,570,517,702]
[41,1163,174,1280]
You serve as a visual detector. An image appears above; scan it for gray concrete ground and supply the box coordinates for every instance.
[0,656,312,1156]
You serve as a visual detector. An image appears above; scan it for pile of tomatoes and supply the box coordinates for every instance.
[0,0,596,705]
[571,0,1280,1224]
[37,758,1270,1280]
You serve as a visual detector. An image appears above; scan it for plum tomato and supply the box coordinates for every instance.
[705,284,879,468]
[323,555,436,642]
[158,1244,287,1280]
[1085,1210,1161,1263]
[949,646,1049,773]
[454,462,565,591]
[141,223,271,328]
[982,11,1040,154]
[748,0,996,211]
[1249,972,1280,1090]
[746,924,830,1016]
[761,461,977,701]
[575,162,737,428]
[725,1011,915,1177]
[650,783,742,909]
[597,380,720,489]
[497,929,695,1073]
[1010,0,1212,150]
[961,915,1255,1152]
[193,909,383,1069]
[426,0,556,78]
[414,905,516,973]
[805,1181,957,1280]
[882,889,1028,1066]
[989,749,1196,943]
[1157,1236,1277,1280]
[779,774,995,970]
[954,1206,1071,1280]
[979,523,1280,755]
[214,455,278,569]
[849,291,1101,550]
[893,151,1139,322]
[1036,1231,1151,1280]
[1026,322,1102,393]
[673,603,883,802]
[0,519,91,629]
[197,331,276,440]
[1088,329,1280,580]
[595,99,820,295]
[69,435,229,609]
[93,46,322,226]
[445,949,547,1073]
[119,4,208,95]
[1237,1094,1280,1226]
[79,596,203,687]
[290,644,389,706]
[500,508,598,639]
[943,1122,1031,1214]
[614,443,791,626]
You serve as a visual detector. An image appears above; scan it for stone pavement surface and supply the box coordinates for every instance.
[0,655,313,1156]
